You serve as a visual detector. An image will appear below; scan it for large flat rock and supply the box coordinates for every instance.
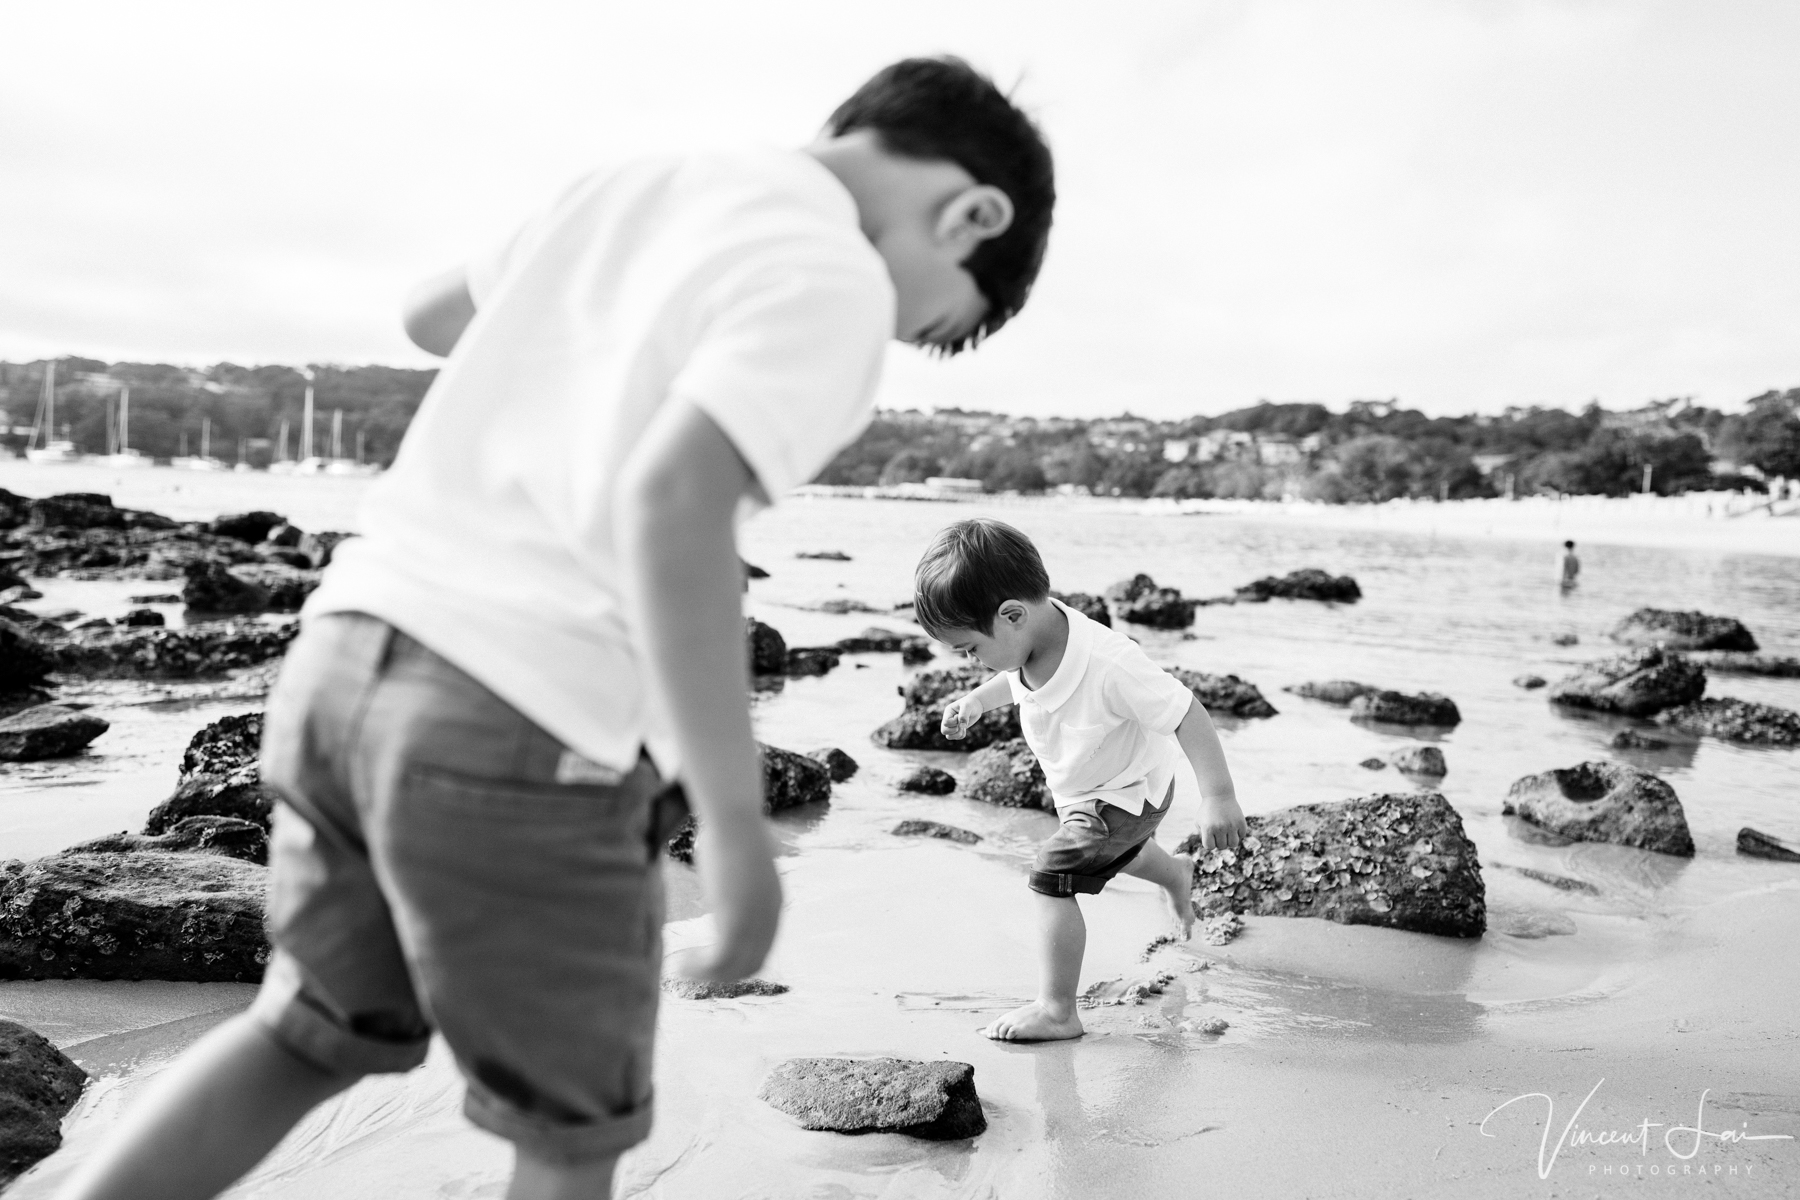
[54,618,297,679]
[759,1058,986,1139]
[0,703,109,761]
[1171,668,1277,719]
[1610,607,1757,652]
[1504,761,1694,856]
[1547,646,1706,718]
[1349,689,1461,726]
[1656,697,1800,746]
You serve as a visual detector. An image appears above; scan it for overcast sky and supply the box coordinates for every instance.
[3,0,1796,419]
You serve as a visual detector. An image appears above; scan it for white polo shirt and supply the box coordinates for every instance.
[1006,600,1197,814]
[305,149,895,775]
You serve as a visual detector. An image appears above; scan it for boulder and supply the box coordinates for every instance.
[746,617,787,675]
[785,647,840,677]
[1349,690,1461,727]
[1687,652,1800,677]
[1283,680,1376,705]
[741,559,770,580]
[796,550,852,561]
[1234,569,1361,604]
[873,665,1022,752]
[263,522,304,548]
[121,607,165,627]
[898,766,956,795]
[1178,791,1485,938]
[1656,697,1800,746]
[0,488,28,530]
[299,530,352,570]
[1170,668,1277,719]
[0,851,269,981]
[181,712,263,776]
[145,766,276,834]
[891,820,981,844]
[1513,674,1546,689]
[662,977,788,999]
[1359,757,1386,770]
[28,493,126,530]
[0,618,57,692]
[759,1058,985,1140]
[66,816,269,865]
[1104,574,1195,629]
[230,564,320,611]
[1050,590,1112,628]
[962,739,1052,810]
[806,747,859,782]
[1610,729,1669,750]
[1738,828,1800,863]
[208,511,286,544]
[663,744,832,864]
[182,560,269,613]
[1546,647,1706,718]
[1503,761,1694,856]
[0,704,109,761]
[900,640,935,665]
[1610,608,1757,653]
[1390,745,1447,776]
[0,1019,88,1189]
[258,546,313,569]
[53,618,297,679]
[902,665,988,709]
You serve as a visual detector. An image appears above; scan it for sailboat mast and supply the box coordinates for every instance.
[43,362,55,448]
[301,386,314,459]
[201,417,211,460]
[277,419,289,461]
[331,409,343,459]
[120,387,131,453]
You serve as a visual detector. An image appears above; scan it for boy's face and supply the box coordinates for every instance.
[933,603,1031,672]
[879,231,989,350]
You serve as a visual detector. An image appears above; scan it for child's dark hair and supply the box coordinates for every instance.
[914,518,1050,634]
[827,56,1055,353]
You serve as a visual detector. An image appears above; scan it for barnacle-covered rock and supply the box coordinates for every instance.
[1610,608,1756,653]
[962,739,1053,810]
[1656,697,1800,746]
[53,618,297,679]
[1170,668,1277,719]
[872,665,1021,751]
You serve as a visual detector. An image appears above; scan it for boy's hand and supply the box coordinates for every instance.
[673,811,783,982]
[1195,793,1250,852]
[941,695,984,740]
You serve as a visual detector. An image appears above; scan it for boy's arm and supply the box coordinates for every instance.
[941,672,1015,740]
[614,397,781,981]
[1175,696,1249,851]
[402,268,476,357]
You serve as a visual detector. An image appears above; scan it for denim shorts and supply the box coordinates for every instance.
[1028,786,1174,897]
[251,612,676,1164]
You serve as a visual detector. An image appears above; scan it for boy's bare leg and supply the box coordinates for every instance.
[55,1013,359,1200]
[508,1150,618,1200]
[1119,839,1195,939]
[980,893,1086,1042]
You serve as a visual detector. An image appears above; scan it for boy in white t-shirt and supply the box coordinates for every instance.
[60,59,1054,1200]
[919,518,1248,1043]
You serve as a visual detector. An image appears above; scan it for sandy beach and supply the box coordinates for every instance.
[3,467,1797,1198]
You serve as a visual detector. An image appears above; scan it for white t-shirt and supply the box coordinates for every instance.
[305,149,895,775]
[1005,600,1197,814]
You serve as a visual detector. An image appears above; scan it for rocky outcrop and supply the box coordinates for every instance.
[53,618,297,679]
[0,852,269,981]
[143,713,277,834]
[807,747,859,782]
[121,607,165,627]
[228,563,320,612]
[1546,647,1706,718]
[872,665,1022,752]
[1283,680,1376,705]
[0,704,109,761]
[1656,697,1800,746]
[1503,761,1694,856]
[759,1058,985,1140]
[746,618,787,676]
[1050,590,1111,628]
[1104,574,1196,629]
[664,743,831,865]
[1234,569,1361,604]
[1349,690,1461,727]
[1687,652,1800,677]
[0,1019,88,1188]
[299,530,352,570]
[829,626,938,663]
[208,511,286,544]
[784,647,840,677]
[182,560,268,613]
[66,816,269,865]
[1390,745,1446,776]
[0,618,57,693]
[1170,668,1277,719]
[898,766,956,795]
[1738,828,1800,862]
[962,739,1052,810]
[1179,791,1485,938]
[892,820,981,844]
[1610,608,1757,653]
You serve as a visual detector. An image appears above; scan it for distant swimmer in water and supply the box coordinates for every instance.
[1559,540,1581,590]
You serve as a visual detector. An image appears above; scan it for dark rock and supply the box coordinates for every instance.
[1737,827,1800,863]
[54,618,297,679]
[807,747,859,782]
[1547,647,1706,718]
[741,559,770,580]
[263,522,304,548]
[796,550,852,561]
[0,618,57,692]
[662,977,788,999]
[129,593,182,604]
[1234,568,1361,604]
[1359,757,1387,770]
[898,766,956,795]
[73,617,113,631]
[962,739,1052,810]
[1610,729,1669,750]
[182,559,268,613]
[1610,608,1757,653]
[1513,674,1547,689]
[0,566,28,593]
[1349,690,1461,726]
[228,564,319,611]
[785,647,840,677]
[257,546,313,569]
[1656,697,1800,746]
[29,493,126,530]
[900,639,935,665]
[121,607,165,627]
[0,489,29,530]
[1284,680,1376,705]
[1104,574,1195,629]
[208,511,286,544]
[832,627,914,653]
[892,820,982,844]
[0,851,269,981]
[874,665,1022,751]
[1503,761,1694,856]
[298,531,352,569]
[180,712,263,777]
[0,586,43,603]
[815,598,882,614]
[746,617,787,675]
[1390,745,1447,776]
[1551,633,1579,646]
[1050,590,1112,628]
[0,688,54,720]
[1688,651,1800,677]
[663,743,831,864]
[1178,791,1485,937]
[759,1058,985,1140]
[145,766,276,834]
[0,704,109,761]
[64,816,269,865]
[1170,668,1277,718]
[0,1019,88,1188]
[902,665,988,709]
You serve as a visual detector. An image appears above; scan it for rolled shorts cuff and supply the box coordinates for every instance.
[249,951,431,1077]
[463,1081,655,1165]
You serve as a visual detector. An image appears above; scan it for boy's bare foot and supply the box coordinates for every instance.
[979,1001,1084,1042]
[1164,854,1196,940]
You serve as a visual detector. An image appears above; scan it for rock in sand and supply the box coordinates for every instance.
[1656,697,1800,746]
[1610,608,1757,653]
[897,766,956,795]
[1170,668,1277,718]
[1546,647,1706,718]
[0,704,109,761]
[1737,828,1800,863]
[961,739,1052,810]
[1503,761,1694,856]
[1234,568,1361,603]
[759,1058,985,1140]
[891,820,981,844]
[0,1019,88,1188]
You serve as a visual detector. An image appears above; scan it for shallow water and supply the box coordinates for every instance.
[3,466,1798,1197]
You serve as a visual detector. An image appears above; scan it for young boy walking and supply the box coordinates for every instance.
[917,519,1247,1043]
[58,59,1053,1200]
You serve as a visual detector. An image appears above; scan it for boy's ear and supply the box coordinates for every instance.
[935,184,1014,254]
[996,598,1027,626]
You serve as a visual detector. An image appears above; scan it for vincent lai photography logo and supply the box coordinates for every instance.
[1480,1079,1795,1182]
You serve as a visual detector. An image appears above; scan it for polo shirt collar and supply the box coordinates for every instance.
[1018,598,1092,711]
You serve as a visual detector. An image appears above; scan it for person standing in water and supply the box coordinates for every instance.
[1558,540,1581,590]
